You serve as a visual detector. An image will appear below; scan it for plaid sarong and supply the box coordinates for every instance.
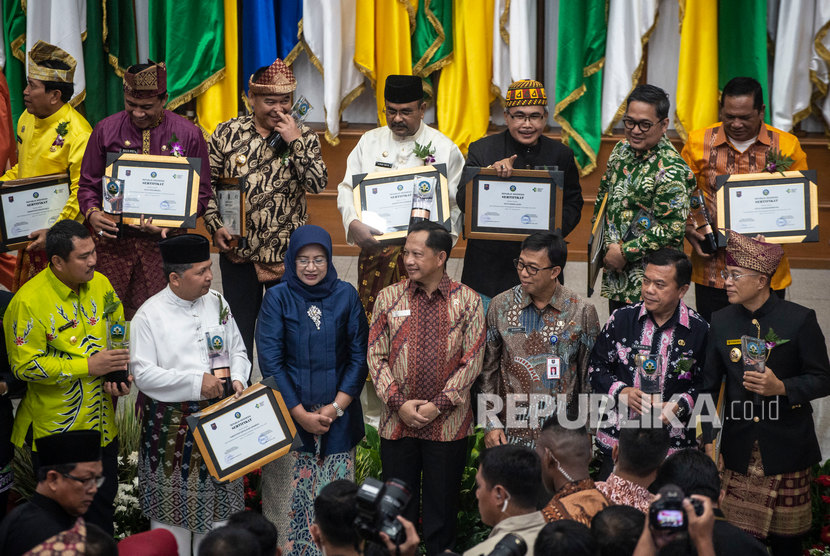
[721,441,812,539]
[357,245,405,323]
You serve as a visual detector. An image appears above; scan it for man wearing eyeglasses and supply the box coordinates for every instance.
[701,231,830,556]
[0,430,104,556]
[681,77,806,323]
[478,231,599,449]
[592,85,695,313]
[457,80,584,307]
[589,248,708,480]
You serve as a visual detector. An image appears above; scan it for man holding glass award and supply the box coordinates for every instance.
[701,231,830,556]
[588,248,708,481]
[204,58,327,359]
[130,234,250,555]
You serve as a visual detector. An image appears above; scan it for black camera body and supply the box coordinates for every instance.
[354,477,411,547]
[649,484,704,530]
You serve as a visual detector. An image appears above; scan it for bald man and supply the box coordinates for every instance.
[534,416,609,525]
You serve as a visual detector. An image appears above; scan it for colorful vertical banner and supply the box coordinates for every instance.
[197,0,239,135]
[675,0,718,140]
[718,0,769,123]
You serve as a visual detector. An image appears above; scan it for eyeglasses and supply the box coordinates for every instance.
[62,473,106,489]
[383,107,416,118]
[720,270,762,281]
[622,117,660,132]
[296,257,326,268]
[513,259,555,276]
[506,111,546,123]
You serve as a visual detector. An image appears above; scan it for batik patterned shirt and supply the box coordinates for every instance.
[3,268,124,448]
[588,301,708,455]
[367,274,485,441]
[204,115,327,266]
[592,136,695,303]
[541,479,610,525]
[596,473,655,513]
[479,284,599,446]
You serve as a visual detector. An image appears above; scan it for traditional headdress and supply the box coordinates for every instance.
[27,40,76,84]
[159,234,210,265]
[384,75,423,104]
[124,62,167,98]
[35,430,101,467]
[248,59,296,95]
[505,79,548,108]
[725,230,783,276]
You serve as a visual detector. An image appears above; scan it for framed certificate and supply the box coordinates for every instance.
[463,168,564,241]
[0,173,70,250]
[105,152,201,228]
[587,193,608,297]
[187,381,297,483]
[215,177,246,238]
[352,163,452,242]
[715,170,818,245]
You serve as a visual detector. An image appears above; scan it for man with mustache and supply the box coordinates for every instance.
[77,62,213,318]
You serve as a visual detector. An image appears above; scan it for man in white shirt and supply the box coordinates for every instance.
[131,234,250,556]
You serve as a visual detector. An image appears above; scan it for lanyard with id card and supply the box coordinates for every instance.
[546,333,561,380]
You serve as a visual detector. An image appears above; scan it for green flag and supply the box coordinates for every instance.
[718,0,770,123]
[148,0,225,110]
[553,0,607,176]
[412,0,453,79]
[4,0,26,126]
[82,0,138,126]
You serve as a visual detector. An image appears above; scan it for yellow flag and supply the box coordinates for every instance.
[436,0,496,155]
[196,0,239,136]
[354,0,417,125]
[674,0,719,141]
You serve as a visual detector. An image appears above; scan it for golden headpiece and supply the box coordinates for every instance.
[27,40,76,84]
[248,59,296,95]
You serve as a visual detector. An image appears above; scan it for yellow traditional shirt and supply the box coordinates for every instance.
[3,267,123,448]
[0,103,92,223]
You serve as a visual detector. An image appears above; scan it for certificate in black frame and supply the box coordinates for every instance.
[106,152,201,228]
[0,173,70,251]
[715,169,818,246]
[188,380,297,483]
[464,168,564,241]
[352,163,451,242]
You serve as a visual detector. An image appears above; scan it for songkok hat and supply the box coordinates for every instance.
[505,79,548,108]
[124,62,167,98]
[384,75,423,104]
[27,40,76,84]
[248,58,296,95]
[159,234,210,265]
[35,430,102,467]
[725,230,784,276]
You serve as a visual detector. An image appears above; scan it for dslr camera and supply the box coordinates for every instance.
[354,477,411,547]
[649,484,704,530]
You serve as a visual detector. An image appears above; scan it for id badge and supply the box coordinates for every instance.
[546,357,561,380]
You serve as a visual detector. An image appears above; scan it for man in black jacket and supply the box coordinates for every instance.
[702,230,830,556]
[456,80,583,305]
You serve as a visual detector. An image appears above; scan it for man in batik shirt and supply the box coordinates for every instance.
[78,62,213,318]
[591,84,695,313]
[478,231,598,449]
[205,58,327,357]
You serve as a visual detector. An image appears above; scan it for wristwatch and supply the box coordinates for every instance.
[332,401,345,418]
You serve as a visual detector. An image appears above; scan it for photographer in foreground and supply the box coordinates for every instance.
[311,479,419,556]
[633,485,715,556]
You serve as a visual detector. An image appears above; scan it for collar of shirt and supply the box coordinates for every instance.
[517,283,564,313]
[714,122,771,150]
[162,284,203,309]
[506,130,543,166]
[407,273,451,299]
[623,134,669,160]
[44,266,89,300]
[637,299,690,330]
[737,289,780,319]
[391,120,426,145]
[33,102,72,132]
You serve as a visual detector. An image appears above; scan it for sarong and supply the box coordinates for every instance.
[138,397,244,534]
[94,234,166,319]
[721,441,812,539]
[12,249,48,291]
[357,245,406,323]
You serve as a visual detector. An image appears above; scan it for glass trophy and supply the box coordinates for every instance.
[101,176,124,238]
[741,335,767,404]
[409,175,437,230]
[622,209,655,242]
[105,319,130,386]
[206,326,233,398]
[633,353,663,418]
[266,95,314,153]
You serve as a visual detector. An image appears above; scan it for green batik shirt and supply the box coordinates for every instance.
[4,268,124,448]
[592,135,695,303]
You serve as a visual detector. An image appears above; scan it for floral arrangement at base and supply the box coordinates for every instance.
[805,459,830,554]
[244,468,262,512]
[113,400,148,539]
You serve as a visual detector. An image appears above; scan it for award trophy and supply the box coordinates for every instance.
[408,175,437,230]
[105,319,130,387]
[741,335,767,404]
[689,189,717,255]
[102,176,124,238]
[622,209,655,242]
[266,95,314,154]
[206,326,233,399]
[634,353,663,414]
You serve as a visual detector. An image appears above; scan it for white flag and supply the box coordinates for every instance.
[301,0,363,145]
[600,0,658,134]
[492,0,535,101]
[26,0,87,105]
[771,0,816,131]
